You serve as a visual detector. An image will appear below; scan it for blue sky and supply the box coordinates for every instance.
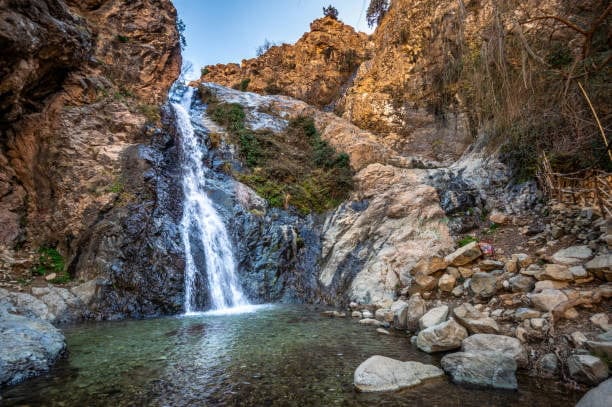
[173,0,373,79]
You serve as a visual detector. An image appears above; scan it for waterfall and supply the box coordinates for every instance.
[171,86,249,313]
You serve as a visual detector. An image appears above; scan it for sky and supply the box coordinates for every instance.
[173,0,373,79]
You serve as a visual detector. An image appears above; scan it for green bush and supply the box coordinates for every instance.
[457,235,478,247]
[34,247,70,284]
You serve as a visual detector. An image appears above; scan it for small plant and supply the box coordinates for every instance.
[34,247,70,284]
[233,78,250,92]
[457,235,478,247]
[322,5,339,20]
[201,67,210,77]
[138,104,161,123]
[107,179,124,194]
[116,34,129,43]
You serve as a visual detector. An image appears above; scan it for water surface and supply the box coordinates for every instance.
[3,305,582,406]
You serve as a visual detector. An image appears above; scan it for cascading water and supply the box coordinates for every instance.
[171,86,249,313]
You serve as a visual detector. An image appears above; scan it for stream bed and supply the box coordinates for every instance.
[3,305,583,406]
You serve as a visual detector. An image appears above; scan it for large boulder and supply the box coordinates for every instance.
[416,319,468,353]
[576,378,612,407]
[354,355,444,392]
[469,272,497,298]
[567,354,609,385]
[0,313,66,386]
[444,242,482,266]
[551,245,593,266]
[441,352,517,390]
[419,305,449,330]
[462,334,528,368]
[452,303,499,334]
[528,289,568,312]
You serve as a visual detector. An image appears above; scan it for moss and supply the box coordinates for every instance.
[457,235,478,247]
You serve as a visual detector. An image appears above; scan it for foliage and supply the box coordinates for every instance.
[201,67,209,77]
[116,34,129,43]
[205,96,353,213]
[34,247,70,284]
[233,78,251,92]
[457,235,478,247]
[137,104,161,124]
[256,39,275,57]
[366,0,390,27]
[177,18,187,50]
[323,5,339,20]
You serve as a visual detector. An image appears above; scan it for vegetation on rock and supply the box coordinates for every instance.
[323,5,339,20]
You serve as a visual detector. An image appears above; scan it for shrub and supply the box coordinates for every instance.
[457,235,478,247]
[366,0,390,27]
[256,39,275,57]
[323,5,339,20]
[116,34,129,43]
[201,67,209,77]
[34,247,70,284]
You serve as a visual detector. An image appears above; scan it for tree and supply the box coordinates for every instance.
[177,18,187,50]
[256,39,275,57]
[323,5,339,20]
[366,0,390,27]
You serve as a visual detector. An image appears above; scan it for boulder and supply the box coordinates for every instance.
[567,354,609,385]
[571,331,589,348]
[438,273,456,292]
[538,264,574,281]
[374,308,394,323]
[441,351,517,390]
[469,272,497,298]
[412,257,448,276]
[576,378,612,407]
[322,310,346,318]
[354,355,444,392]
[452,303,499,334]
[419,305,449,330]
[0,313,66,386]
[411,272,437,294]
[528,289,568,312]
[585,255,612,281]
[445,242,482,266]
[509,275,535,293]
[462,333,528,368]
[359,318,384,326]
[416,319,468,353]
[405,294,427,331]
[551,245,593,266]
[585,341,612,360]
[537,353,559,378]
[390,300,409,329]
[361,310,373,319]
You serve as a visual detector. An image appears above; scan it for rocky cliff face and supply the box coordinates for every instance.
[198,16,369,108]
[0,0,182,318]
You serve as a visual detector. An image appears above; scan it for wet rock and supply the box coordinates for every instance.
[419,305,449,330]
[0,313,65,386]
[359,318,384,327]
[444,242,482,266]
[351,311,362,318]
[537,353,559,378]
[404,294,427,331]
[322,310,346,318]
[585,255,612,281]
[567,354,609,385]
[528,289,568,312]
[376,328,390,335]
[469,272,497,298]
[509,275,535,293]
[354,355,444,392]
[575,378,612,407]
[441,352,517,390]
[462,334,528,368]
[551,245,593,266]
[390,300,408,329]
[375,308,394,323]
[416,319,468,353]
[452,303,499,334]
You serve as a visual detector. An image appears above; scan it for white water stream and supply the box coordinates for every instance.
[172,87,249,313]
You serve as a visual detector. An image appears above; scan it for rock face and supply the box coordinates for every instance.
[0,313,66,386]
[416,319,468,353]
[354,355,444,392]
[0,0,183,318]
[198,16,368,107]
[441,352,517,390]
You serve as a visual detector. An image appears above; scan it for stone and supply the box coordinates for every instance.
[538,264,573,281]
[591,313,611,331]
[489,210,508,225]
[419,305,449,330]
[530,318,547,330]
[376,328,390,335]
[374,308,394,323]
[585,255,612,281]
[412,256,448,276]
[528,289,568,312]
[598,330,612,341]
[571,331,589,347]
[567,354,609,385]
[44,273,57,281]
[458,267,474,278]
[438,273,456,292]
[322,310,346,318]
[452,285,464,297]
[469,272,497,298]
[0,313,66,386]
[509,275,535,293]
[411,272,437,293]
[359,318,384,326]
[585,341,612,360]
[514,308,540,321]
[444,242,482,266]
[446,267,460,278]
[514,253,534,268]
[570,265,588,279]
[564,307,579,319]
[390,300,408,329]
[452,303,499,334]
[353,355,444,392]
[520,263,543,276]
[479,260,504,272]
[416,319,468,353]
[576,378,612,407]
[361,310,373,319]
[505,259,519,274]
[462,333,528,368]
[441,352,517,390]
[405,295,427,331]
[351,311,362,318]
[537,353,559,378]
[551,245,593,265]
[533,280,569,292]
